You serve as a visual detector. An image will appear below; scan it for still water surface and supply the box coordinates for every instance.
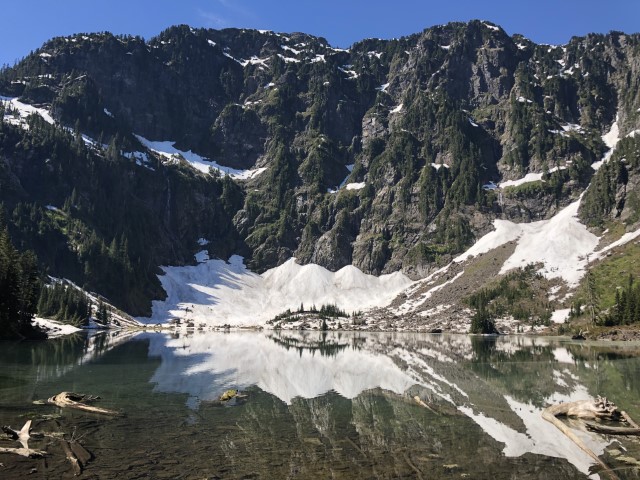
[1,331,640,479]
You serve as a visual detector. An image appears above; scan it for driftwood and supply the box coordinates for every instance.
[60,439,82,475]
[413,395,437,414]
[219,389,248,402]
[542,397,625,480]
[0,446,47,458]
[585,422,640,435]
[0,421,47,458]
[47,392,120,416]
[622,410,640,429]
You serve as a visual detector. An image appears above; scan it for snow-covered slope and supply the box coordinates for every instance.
[451,196,599,287]
[134,135,267,179]
[0,96,55,127]
[392,116,640,324]
[141,255,412,326]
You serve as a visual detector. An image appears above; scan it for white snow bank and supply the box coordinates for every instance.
[551,308,570,324]
[141,256,412,326]
[390,103,403,114]
[592,226,640,261]
[33,318,82,338]
[454,220,523,263]
[499,172,543,188]
[134,135,266,180]
[592,117,620,171]
[455,199,599,287]
[1,96,55,127]
[499,200,599,287]
[345,182,366,190]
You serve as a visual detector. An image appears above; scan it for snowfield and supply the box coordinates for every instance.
[452,197,599,287]
[0,96,55,127]
[33,317,82,337]
[141,255,412,326]
[134,135,267,180]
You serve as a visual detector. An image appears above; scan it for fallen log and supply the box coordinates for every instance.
[70,441,92,466]
[60,439,82,475]
[585,422,640,435]
[47,392,120,416]
[543,397,621,421]
[2,420,33,448]
[622,411,640,429]
[542,397,621,480]
[0,420,47,458]
[413,395,437,414]
[0,446,47,458]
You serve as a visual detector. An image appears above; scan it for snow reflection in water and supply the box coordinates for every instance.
[142,331,637,478]
[2,331,639,479]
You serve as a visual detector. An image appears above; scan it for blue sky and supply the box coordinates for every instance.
[1,0,638,66]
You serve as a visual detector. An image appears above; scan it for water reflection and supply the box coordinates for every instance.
[139,331,640,478]
[1,331,640,479]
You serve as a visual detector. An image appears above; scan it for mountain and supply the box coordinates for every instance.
[1,21,639,326]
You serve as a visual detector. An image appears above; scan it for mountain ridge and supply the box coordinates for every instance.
[1,20,640,327]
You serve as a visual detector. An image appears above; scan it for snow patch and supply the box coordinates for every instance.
[593,226,640,260]
[499,200,599,287]
[141,256,412,326]
[499,172,543,188]
[134,135,266,180]
[345,182,366,191]
[390,103,403,114]
[592,116,620,171]
[453,197,599,288]
[551,308,570,324]
[0,96,55,128]
[33,318,82,338]
[432,163,448,171]
[338,66,358,79]
[277,54,300,63]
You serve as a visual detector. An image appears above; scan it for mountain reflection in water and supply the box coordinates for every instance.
[1,331,639,479]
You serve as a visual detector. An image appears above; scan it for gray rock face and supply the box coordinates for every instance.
[2,20,640,287]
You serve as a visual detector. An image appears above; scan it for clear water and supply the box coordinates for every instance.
[1,330,640,479]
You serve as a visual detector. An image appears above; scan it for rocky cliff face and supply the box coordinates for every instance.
[1,21,640,313]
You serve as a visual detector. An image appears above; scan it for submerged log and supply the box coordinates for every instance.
[0,446,47,458]
[0,421,47,458]
[47,392,120,416]
[60,439,82,475]
[585,422,640,435]
[219,389,248,402]
[2,420,33,447]
[413,395,437,414]
[542,397,621,480]
[543,397,621,421]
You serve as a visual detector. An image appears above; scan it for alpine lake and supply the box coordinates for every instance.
[1,330,640,479]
